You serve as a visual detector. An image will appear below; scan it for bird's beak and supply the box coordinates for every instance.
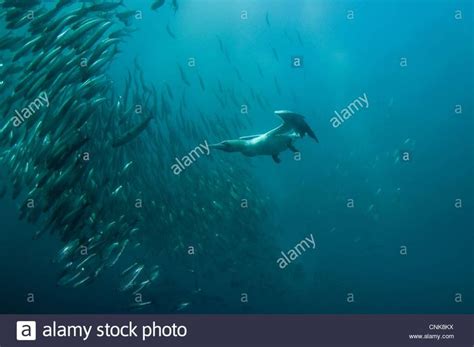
[209,142,226,151]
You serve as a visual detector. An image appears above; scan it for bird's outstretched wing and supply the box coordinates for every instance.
[239,135,261,140]
[271,110,319,142]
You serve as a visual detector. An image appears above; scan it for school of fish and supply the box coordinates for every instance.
[0,0,302,312]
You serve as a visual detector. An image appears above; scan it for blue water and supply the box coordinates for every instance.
[0,0,472,313]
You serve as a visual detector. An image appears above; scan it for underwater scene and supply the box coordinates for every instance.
[0,0,472,314]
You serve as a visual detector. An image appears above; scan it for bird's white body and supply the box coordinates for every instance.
[240,131,300,157]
